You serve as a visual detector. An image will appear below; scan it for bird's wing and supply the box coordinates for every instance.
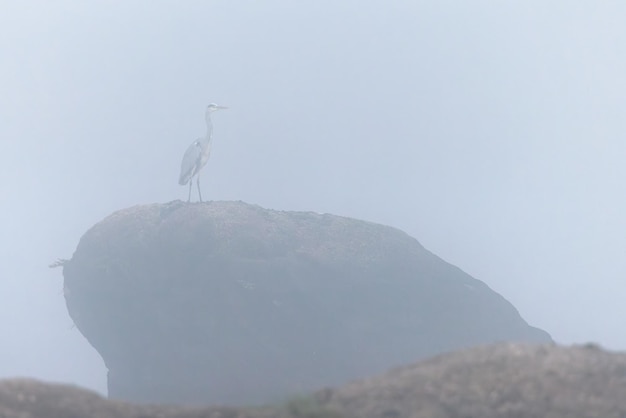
[179,139,203,185]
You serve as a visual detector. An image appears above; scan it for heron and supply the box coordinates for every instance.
[179,103,228,202]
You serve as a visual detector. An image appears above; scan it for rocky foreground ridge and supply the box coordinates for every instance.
[60,201,550,405]
[3,343,626,418]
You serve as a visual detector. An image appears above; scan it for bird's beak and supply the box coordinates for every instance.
[217,106,228,110]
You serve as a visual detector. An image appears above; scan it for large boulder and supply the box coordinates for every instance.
[61,200,551,405]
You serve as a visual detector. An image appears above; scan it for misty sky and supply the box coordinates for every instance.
[1,1,625,395]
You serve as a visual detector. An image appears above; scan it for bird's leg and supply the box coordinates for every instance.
[197,176,203,203]
[187,179,192,202]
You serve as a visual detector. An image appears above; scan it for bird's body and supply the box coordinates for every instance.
[179,103,227,202]
[178,136,212,186]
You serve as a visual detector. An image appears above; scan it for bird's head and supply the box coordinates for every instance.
[207,103,228,113]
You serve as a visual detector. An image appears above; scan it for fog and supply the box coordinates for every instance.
[1,1,625,395]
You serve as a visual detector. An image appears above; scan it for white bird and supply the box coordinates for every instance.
[179,103,228,202]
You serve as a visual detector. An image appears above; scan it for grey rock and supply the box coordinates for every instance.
[3,344,626,417]
[61,201,550,405]
[321,342,626,418]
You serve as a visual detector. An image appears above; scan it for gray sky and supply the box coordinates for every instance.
[1,1,625,394]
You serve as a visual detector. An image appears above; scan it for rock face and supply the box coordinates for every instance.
[0,378,260,418]
[62,201,551,405]
[3,344,626,418]
[321,342,626,418]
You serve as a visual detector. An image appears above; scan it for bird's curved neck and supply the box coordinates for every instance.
[204,113,213,139]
